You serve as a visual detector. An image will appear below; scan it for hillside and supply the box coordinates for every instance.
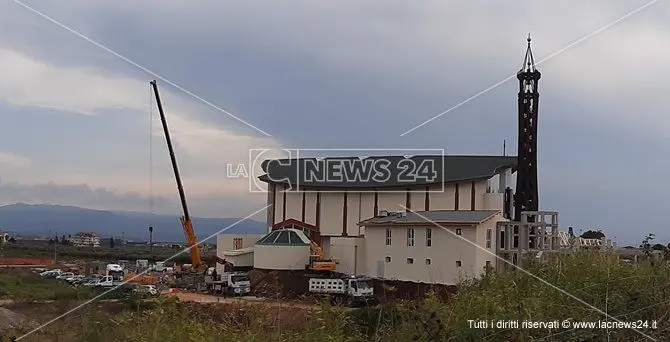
[0,203,266,242]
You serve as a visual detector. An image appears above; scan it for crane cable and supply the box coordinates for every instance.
[149,84,154,215]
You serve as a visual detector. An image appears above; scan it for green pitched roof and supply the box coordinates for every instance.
[255,229,310,246]
[258,155,516,189]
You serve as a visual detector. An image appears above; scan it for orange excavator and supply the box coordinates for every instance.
[150,80,206,276]
[308,241,336,271]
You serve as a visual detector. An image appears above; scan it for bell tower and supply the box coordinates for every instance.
[514,34,540,221]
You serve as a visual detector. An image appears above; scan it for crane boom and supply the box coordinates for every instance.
[150,80,203,270]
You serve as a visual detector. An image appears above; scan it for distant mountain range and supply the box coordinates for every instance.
[0,203,267,242]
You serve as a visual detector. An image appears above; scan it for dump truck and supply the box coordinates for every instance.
[308,275,375,307]
[204,267,251,296]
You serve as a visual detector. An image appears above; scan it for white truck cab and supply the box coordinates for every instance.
[204,267,251,296]
[309,275,375,307]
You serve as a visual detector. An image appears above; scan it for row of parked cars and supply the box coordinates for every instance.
[38,269,159,295]
[39,269,100,286]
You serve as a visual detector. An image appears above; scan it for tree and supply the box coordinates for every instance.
[580,230,605,239]
[110,237,115,248]
[640,233,656,263]
[54,235,59,244]
[8,237,16,243]
[61,235,66,245]
[652,244,667,252]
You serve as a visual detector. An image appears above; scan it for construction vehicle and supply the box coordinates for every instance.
[150,80,206,278]
[106,264,124,282]
[204,267,251,296]
[151,80,250,291]
[308,275,375,307]
[307,241,337,272]
[123,272,157,285]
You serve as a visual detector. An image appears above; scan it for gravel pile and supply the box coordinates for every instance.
[0,306,39,335]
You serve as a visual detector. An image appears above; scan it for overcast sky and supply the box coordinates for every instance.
[0,0,668,245]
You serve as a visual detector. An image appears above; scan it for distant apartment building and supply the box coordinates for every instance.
[72,232,101,248]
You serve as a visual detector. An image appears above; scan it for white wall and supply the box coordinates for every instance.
[320,192,344,236]
[216,234,263,252]
[304,192,318,225]
[429,184,456,210]
[254,245,310,270]
[216,234,263,272]
[285,190,302,222]
[474,214,501,272]
[377,192,406,212]
[264,168,513,237]
[222,250,254,268]
[329,237,366,275]
[363,224,483,285]
[273,185,285,225]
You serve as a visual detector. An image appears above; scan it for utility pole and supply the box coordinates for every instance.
[149,226,154,261]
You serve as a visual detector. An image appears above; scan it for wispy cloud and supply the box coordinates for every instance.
[0,152,30,168]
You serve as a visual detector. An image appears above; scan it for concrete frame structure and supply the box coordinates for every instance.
[496,211,559,269]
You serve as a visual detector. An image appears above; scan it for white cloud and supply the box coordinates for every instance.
[0,48,282,198]
[0,152,30,168]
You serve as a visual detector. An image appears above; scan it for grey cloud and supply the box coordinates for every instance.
[1,1,669,245]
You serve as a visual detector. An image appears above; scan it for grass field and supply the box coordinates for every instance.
[2,251,668,341]
[0,240,212,264]
[0,269,94,301]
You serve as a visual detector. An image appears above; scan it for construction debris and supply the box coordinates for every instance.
[0,306,39,335]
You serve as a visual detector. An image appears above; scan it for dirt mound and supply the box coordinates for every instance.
[248,269,311,299]
[0,306,39,334]
[248,268,458,303]
[371,279,457,303]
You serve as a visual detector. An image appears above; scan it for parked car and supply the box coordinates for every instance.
[65,275,85,284]
[40,270,62,278]
[56,272,75,280]
[133,285,158,296]
[82,279,100,286]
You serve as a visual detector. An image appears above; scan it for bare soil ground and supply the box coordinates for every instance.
[248,268,458,303]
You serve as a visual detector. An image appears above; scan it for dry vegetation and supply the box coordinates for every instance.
[2,251,669,341]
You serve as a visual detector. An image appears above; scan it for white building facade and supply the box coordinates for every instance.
[72,232,101,248]
[251,155,516,285]
[361,210,501,284]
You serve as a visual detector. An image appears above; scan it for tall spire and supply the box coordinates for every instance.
[514,34,541,222]
[521,33,536,72]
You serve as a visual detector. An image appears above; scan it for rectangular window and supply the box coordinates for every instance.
[456,260,462,267]
[233,238,243,250]
[385,256,391,263]
[486,229,492,249]
[385,228,392,246]
[425,258,431,265]
[407,258,414,264]
[407,228,415,247]
[425,228,432,247]
[456,228,462,236]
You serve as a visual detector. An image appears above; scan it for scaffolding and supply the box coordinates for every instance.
[496,211,559,270]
